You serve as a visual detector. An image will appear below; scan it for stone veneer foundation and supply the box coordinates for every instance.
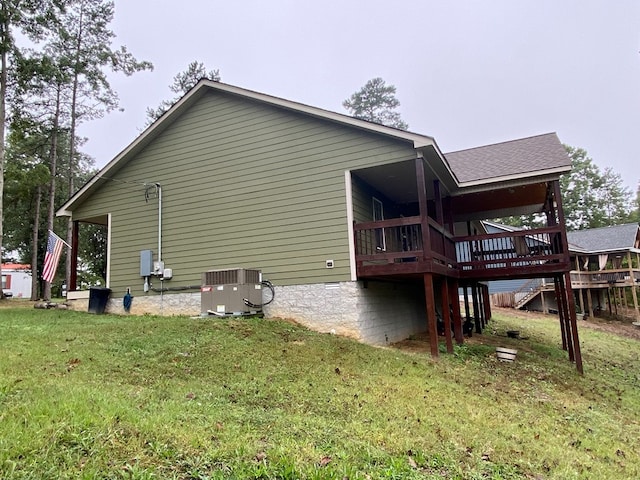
[65,280,427,346]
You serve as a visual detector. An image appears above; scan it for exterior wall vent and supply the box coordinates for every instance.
[201,268,263,316]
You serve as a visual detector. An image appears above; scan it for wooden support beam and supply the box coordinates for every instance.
[415,158,432,261]
[70,220,79,292]
[471,283,482,334]
[482,284,492,321]
[479,285,486,328]
[433,179,447,257]
[552,180,571,262]
[587,288,595,318]
[564,271,584,374]
[554,276,568,351]
[441,278,453,353]
[423,273,439,358]
[632,251,640,321]
[558,274,575,362]
[450,279,464,344]
[463,285,472,337]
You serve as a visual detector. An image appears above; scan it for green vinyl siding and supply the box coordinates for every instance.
[351,175,403,223]
[72,90,417,296]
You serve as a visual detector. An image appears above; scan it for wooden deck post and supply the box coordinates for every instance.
[471,283,482,333]
[574,256,585,317]
[586,288,595,318]
[433,179,447,255]
[482,284,491,322]
[564,271,584,374]
[423,273,439,358]
[558,274,575,362]
[554,276,568,351]
[415,158,432,262]
[632,251,640,321]
[477,285,485,328]
[553,180,584,373]
[70,220,79,292]
[441,277,454,353]
[450,279,464,344]
[463,285,472,337]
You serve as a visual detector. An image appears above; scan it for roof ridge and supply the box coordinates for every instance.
[444,132,558,155]
[568,223,639,234]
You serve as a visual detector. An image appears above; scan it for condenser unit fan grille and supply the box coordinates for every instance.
[202,268,260,286]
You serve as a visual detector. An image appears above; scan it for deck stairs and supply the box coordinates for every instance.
[514,278,546,310]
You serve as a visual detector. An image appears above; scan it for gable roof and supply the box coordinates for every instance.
[57,80,441,216]
[566,223,640,254]
[57,81,570,217]
[444,133,571,186]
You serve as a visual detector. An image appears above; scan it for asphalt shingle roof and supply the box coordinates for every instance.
[444,133,570,184]
[566,223,640,253]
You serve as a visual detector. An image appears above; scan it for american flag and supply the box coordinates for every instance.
[42,230,67,283]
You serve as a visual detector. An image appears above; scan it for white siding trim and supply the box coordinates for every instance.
[106,213,112,288]
[345,171,357,281]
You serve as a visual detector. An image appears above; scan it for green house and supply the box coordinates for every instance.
[58,80,582,370]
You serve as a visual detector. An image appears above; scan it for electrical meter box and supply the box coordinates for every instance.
[201,268,262,316]
[140,250,153,276]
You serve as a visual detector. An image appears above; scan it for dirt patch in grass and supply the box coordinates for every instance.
[500,306,640,341]
[392,306,640,356]
[577,316,640,341]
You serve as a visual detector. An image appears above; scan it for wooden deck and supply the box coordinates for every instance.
[354,219,570,281]
[570,269,640,289]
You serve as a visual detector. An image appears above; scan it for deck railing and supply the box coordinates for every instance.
[454,226,566,271]
[354,220,569,277]
[570,269,640,287]
[353,216,456,267]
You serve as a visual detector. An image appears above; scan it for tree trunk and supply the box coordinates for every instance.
[30,185,42,300]
[0,19,7,300]
[43,86,61,301]
[65,3,84,291]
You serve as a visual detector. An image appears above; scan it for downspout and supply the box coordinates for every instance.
[156,183,162,269]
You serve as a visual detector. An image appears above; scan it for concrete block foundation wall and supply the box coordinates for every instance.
[66,280,428,346]
[264,280,426,345]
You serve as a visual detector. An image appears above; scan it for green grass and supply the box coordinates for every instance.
[0,305,639,479]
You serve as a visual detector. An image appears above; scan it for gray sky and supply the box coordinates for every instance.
[80,0,640,192]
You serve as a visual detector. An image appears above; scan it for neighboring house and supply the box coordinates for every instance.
[1,263,32,298]
[567,223,640,321]
[56,80,582,371]
[488,222,640,322]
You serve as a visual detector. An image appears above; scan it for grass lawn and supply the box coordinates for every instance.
[0,302,639,479]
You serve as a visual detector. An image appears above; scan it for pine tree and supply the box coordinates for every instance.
[343,77,408,130]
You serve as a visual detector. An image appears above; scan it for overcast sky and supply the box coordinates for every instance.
[79,0,640,192]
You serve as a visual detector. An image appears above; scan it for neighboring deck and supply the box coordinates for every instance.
[354,219,570,281]
[570,269,640,289]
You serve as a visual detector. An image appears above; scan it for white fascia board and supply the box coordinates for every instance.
[451,166,571,195]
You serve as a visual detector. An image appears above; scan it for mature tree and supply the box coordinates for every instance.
[45,0,152,289]
[634,181,640,223]
[494,145,634,230]
[343,77,409,130]
[3,118,51,299]
[145,60,220,125]
[0,0,65,298]
[561,146,634,230]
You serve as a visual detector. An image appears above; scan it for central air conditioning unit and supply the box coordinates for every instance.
[201,268,263,316]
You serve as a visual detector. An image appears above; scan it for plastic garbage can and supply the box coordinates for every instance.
[88,287,111,314]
